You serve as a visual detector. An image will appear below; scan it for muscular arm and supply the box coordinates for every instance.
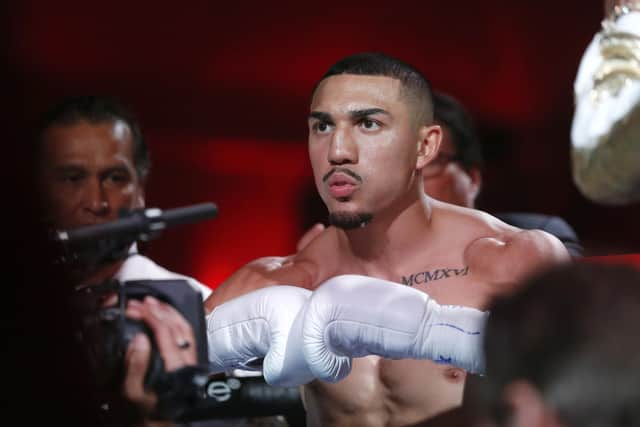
[204,255,317,312]
[205,225,336,312]
[465,229,570,299]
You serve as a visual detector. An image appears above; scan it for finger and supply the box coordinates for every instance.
[100,292,118,308]
[125,299,143,318]
[123,333,157,412]
[125,298,193,369]
[139,296,197,370]
[146,297,197,367]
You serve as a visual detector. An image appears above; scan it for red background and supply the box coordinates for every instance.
[9,0,640,288]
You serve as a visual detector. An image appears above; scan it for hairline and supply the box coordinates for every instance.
[312,73,433,128]
[39,115,148,183]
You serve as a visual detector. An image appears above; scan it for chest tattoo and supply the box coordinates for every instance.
[401,266,469,287]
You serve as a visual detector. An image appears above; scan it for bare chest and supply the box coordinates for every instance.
[304,356,466,427]
[396,262,490,309]
[328,255,492,309]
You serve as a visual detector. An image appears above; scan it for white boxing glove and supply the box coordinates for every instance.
[206,286,315,387]
[302,275,489,383]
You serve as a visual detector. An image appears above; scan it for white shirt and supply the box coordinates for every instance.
[113,247,212,300]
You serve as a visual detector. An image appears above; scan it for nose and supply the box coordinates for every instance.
[328,126,358,166]
[83,178,110,217]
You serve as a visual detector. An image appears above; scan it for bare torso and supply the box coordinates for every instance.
[303,357,466,427]
[205,199,568,427]
[298,203,504,426]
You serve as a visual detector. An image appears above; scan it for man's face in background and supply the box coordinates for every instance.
[39,119,144,231]
[422,123,481,208]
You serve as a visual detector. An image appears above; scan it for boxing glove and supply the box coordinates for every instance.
[302,275,488,383]
[206,286,315,387]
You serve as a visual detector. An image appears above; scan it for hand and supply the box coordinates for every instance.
[207,285,314,386]
[302,275,489,382]
[122,296,197,418]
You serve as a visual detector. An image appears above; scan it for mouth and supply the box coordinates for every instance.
[329,183,357,199]
[327,172,360,199]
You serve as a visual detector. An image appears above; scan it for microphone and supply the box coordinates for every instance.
[57,202,218,244]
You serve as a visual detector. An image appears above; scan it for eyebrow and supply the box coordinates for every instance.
[308,108,390,123]
[308,111,334,123]
[100,166,132,176]
[53,164,85,173]
[53,164,132,177]
[349,108,389,121]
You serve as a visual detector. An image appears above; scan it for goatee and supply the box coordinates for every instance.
[329,212,373,230]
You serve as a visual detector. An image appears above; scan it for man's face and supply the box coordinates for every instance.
[422,124,480,208]
[308,74,433,227]
[39,120,144,230]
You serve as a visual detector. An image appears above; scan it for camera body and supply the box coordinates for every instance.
[73,277,209,420]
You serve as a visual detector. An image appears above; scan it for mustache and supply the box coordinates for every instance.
[322,167,363,184]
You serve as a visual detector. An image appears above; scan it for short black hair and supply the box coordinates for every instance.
[432,91,483,171]
[314,52,435,125]
[476,263,640,426]
[37,96,151,181]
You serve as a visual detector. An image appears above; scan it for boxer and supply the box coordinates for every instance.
[205,52,569,426]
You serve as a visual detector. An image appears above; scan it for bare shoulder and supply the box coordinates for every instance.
[204,226,341,311]
[204,255,317,311]
[294,225,344,284]
[463,226,570,297]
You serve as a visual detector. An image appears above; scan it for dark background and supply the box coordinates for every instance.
[9,0,640,289]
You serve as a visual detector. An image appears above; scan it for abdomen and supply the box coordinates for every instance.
[302,356,466,427]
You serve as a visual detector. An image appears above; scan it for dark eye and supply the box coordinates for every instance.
[105,171,131,184]
[313,121,333,134]
[360,119,380,131]
[61,172,84,184]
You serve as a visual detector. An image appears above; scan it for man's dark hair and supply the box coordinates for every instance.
[37,96,151,181]
[432,91,483,171]
[474,262,640,427]
[314,52,435,125]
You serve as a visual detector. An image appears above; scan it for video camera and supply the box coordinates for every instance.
[59,202,217,421]
[58,202,306,424]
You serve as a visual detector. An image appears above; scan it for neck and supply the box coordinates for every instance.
[340,189,433,265]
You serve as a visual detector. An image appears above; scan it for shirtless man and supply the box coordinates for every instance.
[205,52,569,426]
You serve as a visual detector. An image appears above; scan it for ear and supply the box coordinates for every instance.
[416,124,442,170]
[467,167,483,201]
[134,185,146,209]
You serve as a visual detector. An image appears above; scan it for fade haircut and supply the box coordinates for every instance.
[37,96,151,181]
[433,91,484,171]
[314,52,435,126]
